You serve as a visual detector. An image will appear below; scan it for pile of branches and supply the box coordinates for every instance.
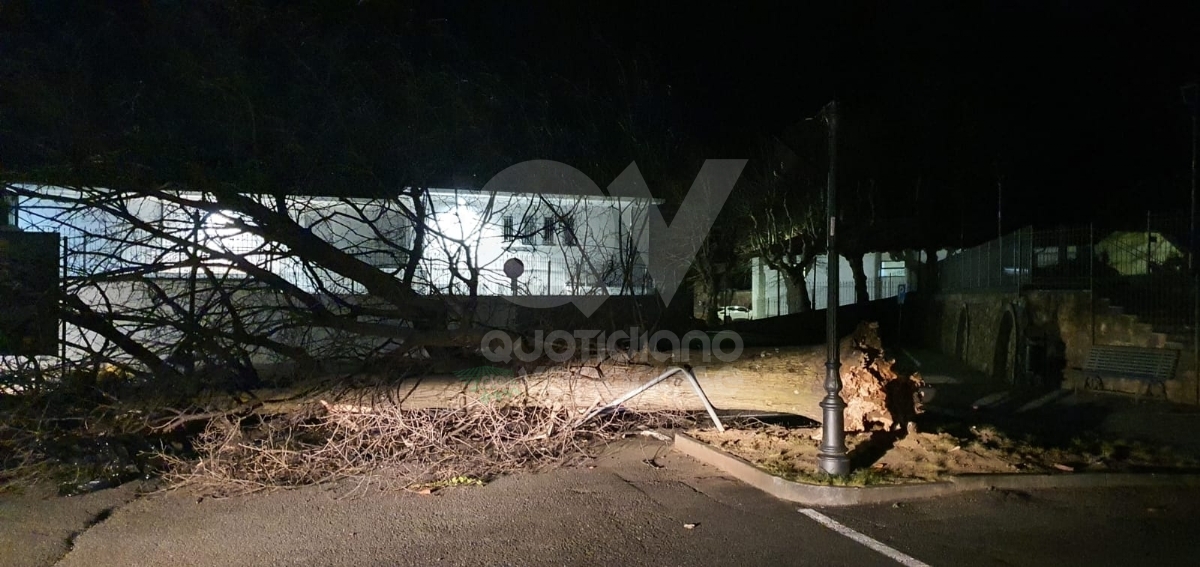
[163,399,688,495]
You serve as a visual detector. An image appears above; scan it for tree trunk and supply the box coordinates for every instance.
[797,280,813,312]
[285,322,924,433]
[922,246,939,292]
[703,271,721,325]
[402,188,426,290]
[778,264,812,312]
[845,252,870,304]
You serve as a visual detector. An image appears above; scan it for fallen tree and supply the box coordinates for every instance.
[150,321,923,494]
[1,321,922,493]
[158,322,925,434]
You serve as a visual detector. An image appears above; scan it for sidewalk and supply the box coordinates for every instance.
[896,346,1200,454]
[890,346,1007,410]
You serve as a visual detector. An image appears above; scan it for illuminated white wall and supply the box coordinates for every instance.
[12,185,655,298]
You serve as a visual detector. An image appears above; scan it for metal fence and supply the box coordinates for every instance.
[757,275,911,318]
[942,214,1195,290]
[939,213,1197,332]
[419,255,654,297]
[937,228,1033,292]
[808,275,911,311]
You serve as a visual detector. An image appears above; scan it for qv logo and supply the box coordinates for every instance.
[483,159,747,316]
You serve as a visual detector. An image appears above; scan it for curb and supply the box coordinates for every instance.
[673,433,1200,507]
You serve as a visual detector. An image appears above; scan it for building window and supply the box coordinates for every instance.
[561,216,578,246]
[520,218,537,246]
[879,260,906,279]
[502,216,515,242]
[542,217,555,245]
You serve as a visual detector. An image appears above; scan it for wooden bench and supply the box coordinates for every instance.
[1081,345,1179,397]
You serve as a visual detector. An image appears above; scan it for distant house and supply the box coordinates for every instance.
[1094,230,1186,276]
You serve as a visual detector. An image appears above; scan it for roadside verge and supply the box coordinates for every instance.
[674,433,1200,506]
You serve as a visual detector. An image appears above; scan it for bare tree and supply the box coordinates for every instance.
[0,1,704,398]
[739,141,826,312]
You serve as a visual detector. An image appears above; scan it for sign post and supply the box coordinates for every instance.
[503,258,525,297]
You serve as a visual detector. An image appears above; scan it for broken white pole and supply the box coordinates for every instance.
[579,366,725,432]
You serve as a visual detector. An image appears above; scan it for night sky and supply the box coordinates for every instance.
[436,1,1200,240]
[3,1,1198,246]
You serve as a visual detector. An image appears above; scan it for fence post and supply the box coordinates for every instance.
[776,268,782,316]
[1027,227,1035,286]
[986,239,991,289]
[1090,222,1096,347]
[1029,227,1034,287]
[60,235,68,374]
[999,231,1004,290]
[1029,226,1034,287]
[1088,223,1094,293]
[975,247,979,289]
[1012,231,1019,292]
[1146,210,1152,274]
[992,239,998,289]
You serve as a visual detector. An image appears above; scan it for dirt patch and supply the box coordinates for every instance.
[690,423,1200,485]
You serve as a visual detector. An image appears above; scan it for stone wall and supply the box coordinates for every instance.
[1022,291,1196,402]
[916,289,1199,403]
[914,291,1021,383]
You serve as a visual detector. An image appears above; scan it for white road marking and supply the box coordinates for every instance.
[798,508,932,567]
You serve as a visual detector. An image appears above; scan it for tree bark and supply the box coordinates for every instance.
[62,295,177,378]
[845,252,870,304]
[922,246,940,292]
[402,188,426,290]
[796,276,813,312]
[778,263,812,312]
[276,322,924,433]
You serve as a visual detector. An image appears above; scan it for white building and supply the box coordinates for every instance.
[750,250,941,319]
[4,184,658,366]
[9,185,655,298]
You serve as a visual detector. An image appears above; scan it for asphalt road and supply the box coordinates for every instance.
[6,438,1200,567]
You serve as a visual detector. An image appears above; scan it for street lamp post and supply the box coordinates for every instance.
[817,100,850,476]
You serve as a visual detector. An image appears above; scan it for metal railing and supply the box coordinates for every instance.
[938,213,1196,331]
[755,276,912,317]
[418,255,654,298]
[937,228,1033,292]
[808,275,911,311]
